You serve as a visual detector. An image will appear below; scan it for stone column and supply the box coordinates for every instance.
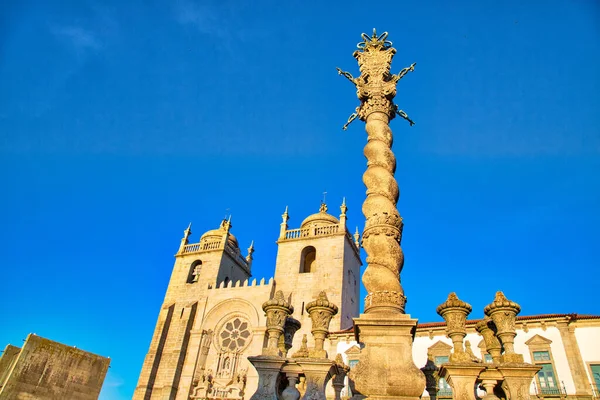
[262,291,294,357]
[337,29,424,400]
[306,292,338,359]
[484,292,523,363]
[475,318,502,364]
[436,292,473,363]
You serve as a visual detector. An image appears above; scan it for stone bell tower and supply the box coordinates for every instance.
[273,200,362,336]
[134,218,254,400]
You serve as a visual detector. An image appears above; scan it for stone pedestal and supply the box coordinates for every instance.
[350,314,425,400]
[439,364,485,400]
[497,364,541,400]
[247,356,285,400]
[295,359,336,400]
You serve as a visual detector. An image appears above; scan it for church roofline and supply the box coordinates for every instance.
[329,313,600,336]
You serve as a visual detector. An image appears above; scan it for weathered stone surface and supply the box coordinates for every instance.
[0,334,110,400]
[350,313,425,400]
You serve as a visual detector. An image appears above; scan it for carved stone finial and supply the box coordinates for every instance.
[340,198,347,216]
[306,291,338,358]
[178,222,193,254]
[292,334,310,358]
[436,293,472,363]
[484,292,522,363]
[475,317,502,363]
[278,317,301,357]
[354,227,360,248]
[319,202,328,213]
[262,291,294,357]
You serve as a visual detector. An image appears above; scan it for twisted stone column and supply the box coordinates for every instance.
[338,30,424,400]
[338,29,416,314]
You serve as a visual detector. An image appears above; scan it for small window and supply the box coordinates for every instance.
[348,360,359,369]
[434,356,449,365]
[300,246,316,273]
[533,351,551,361]
[484,354,493,363]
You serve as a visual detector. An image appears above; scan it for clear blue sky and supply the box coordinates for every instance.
[1,1,598,399]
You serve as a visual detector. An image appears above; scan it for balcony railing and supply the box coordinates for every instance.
[283,224,340,240]
[538,387,566,396]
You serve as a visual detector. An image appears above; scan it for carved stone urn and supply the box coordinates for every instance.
[305,291,338,358]
[262,290,294,357]
[484,292,523,363]
[436,292,473,363]
[475,317,502,363]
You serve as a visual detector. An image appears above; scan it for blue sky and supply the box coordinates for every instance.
[1,1,598,399]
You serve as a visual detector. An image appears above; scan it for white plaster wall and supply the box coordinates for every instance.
[574,326,600,387]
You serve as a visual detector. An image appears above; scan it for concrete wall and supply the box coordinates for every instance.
[0,334,110,400]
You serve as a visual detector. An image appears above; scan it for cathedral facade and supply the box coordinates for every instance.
[133,201,361,400]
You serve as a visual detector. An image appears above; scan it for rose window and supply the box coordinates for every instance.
[219,318,251,352]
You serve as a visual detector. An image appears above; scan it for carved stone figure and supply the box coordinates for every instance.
[292,334,309,358]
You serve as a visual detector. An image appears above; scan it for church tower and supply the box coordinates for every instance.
[134,218,253,400]
[274,200,362,333]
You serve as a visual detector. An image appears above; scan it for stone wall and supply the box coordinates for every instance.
[0,334,110,400]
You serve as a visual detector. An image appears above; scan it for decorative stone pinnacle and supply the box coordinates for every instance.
[436,293,473,362]
[262,291,294,357]
[483,292,523,363]
[483,291,521,316]
[436,292,473,315]
[475,317,502,363]
[337,30,416,314]
[340,197,347,216]
[319,202,328,213]
[306,291,338,358]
